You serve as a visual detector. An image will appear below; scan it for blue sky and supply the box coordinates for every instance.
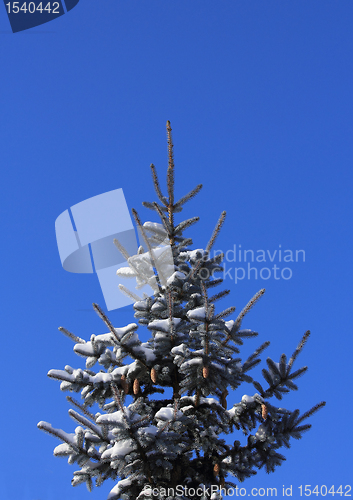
[0,1,352,499]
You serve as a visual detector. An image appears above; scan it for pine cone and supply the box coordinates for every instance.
[202,366,209,379]
[261,403,268,420]
[120,375,129,393]
[151,367,157,383]
[213,463,220,476]
[221,389,228,409]
[133,379,140,395]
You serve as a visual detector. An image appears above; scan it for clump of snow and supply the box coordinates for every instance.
[101,439,137,460]
[148,318,181,332]
[166,271,186,286]
[242,394,256,404]
[155,407,175,421]
[108,479,132,500]
[171,344,190,356]
[187,307,206,321]
[134,342,156,362]
[180,358,203,369]
[241,393,264,404]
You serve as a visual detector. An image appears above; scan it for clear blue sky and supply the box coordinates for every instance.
[0,1,352,499]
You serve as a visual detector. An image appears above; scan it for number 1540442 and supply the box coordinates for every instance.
[5,2,60,14]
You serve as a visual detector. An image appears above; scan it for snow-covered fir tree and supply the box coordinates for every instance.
[38,121,325,500]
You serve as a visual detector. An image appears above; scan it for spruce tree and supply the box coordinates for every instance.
[38,121,325,500]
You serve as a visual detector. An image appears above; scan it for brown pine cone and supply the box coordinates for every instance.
[133,378,140,395]
[151,367,157,383]
[120,375,129,393]
[221,389,228,409]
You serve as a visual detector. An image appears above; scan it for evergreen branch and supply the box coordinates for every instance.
[167,289,175,339]
[152,201,173,234]
[243,341,271,370]
[252,381,265,397]
[214,306,236,321]
[113,238,131,261]
[37,421,80,453]
[292,424,312,434]
[110,383,128,422]
[208,289,230,303]
[142,201,168,212]
[166,120,175,208]
[174,217,200,235]
[206,211,227,254]
[235,289,266,328]
[174,184,203,209]
[286,330,311,375]
[132,208,163,292]
[92,304,120,343]
[68,409,104,440]
[288,366,308,380]
[114,238,150,288]
[118,284,141,303]
[279,354,287,378]
[58,327,85,344]
[93,303,147,367]
[48,369,92,385]
[294,402,326,426]
[205,278,223,288]
[221,290,265,348]
[66,396,96,421]
[150,163,168,206]
[188,256,205,280]
[200,280,210,320]
[168,290,181,399]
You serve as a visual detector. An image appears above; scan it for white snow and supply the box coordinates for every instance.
[166,271,186,285]
[242,394,255,404]
[187,307,206,321]
[92,372,113,384]
[139,425,159,437]
[187,249,207,262]
[180,395,221,408]
[102,439,137,460]
[38,422,77,447]
[114,323,138,337]
[225,320,234,329]
[210,361,225,371]
[116,267,136,277]
[255,423,267,441]
[171,344,190,356]
[108,478,133,500]
[241,393,264,404]
[143,221,167,234]
[96,411,126,426]
[155,407,175,421]
[134,342,156,362]
[148,318,181,332]
[180,358,203,370]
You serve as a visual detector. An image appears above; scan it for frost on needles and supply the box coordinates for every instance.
[38,121,325,500]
